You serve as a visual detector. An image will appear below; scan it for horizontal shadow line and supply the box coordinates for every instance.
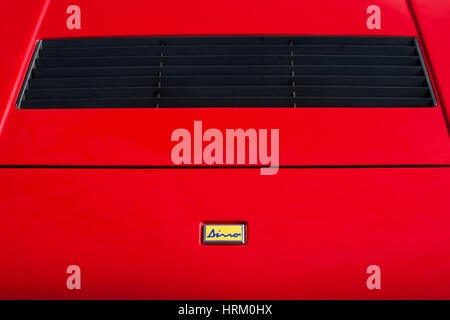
[0,165,449,169]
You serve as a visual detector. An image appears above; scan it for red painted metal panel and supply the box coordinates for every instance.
[1,108,450,166]
[1,0,450,300]
[0,168,449,299]
[409,0,450,131]
[0,0,48,133]
[0,0,449,166]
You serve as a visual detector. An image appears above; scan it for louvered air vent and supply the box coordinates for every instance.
[17,36,436,108]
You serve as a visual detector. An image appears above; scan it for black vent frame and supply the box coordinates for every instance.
[16,36,437,109]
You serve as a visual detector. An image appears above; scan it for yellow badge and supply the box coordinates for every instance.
[202,224,246,244]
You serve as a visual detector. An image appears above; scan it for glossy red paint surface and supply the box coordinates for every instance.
[409,0,450,128]
[1,168,450,299]
[0,0,450,299]
[0,0,449,166]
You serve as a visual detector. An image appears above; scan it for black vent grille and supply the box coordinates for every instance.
[17,36,436,108]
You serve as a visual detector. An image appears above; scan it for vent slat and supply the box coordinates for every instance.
[43,36,415,48]
[36,55,419,68]
[33,65,424,78]
[18,36,435,108]
[21,97,433,108]
[39,45,417,57]
[28,76,427,88]
[26,86,429,99]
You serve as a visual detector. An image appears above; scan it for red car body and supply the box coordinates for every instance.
[1,0,450,299]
